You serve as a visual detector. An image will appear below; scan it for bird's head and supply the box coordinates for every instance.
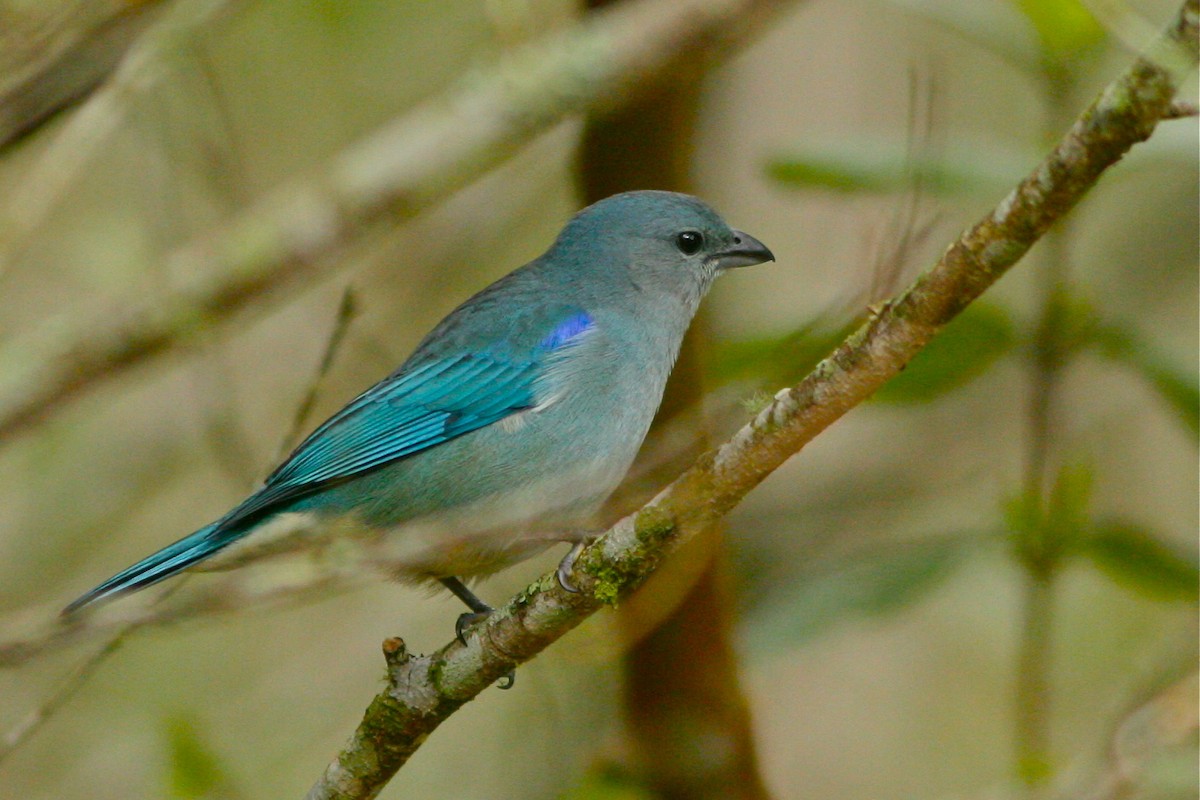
[547,190,774,304]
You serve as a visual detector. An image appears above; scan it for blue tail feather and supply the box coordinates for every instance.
[63,523,229,615]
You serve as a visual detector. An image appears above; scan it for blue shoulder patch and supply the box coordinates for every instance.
[538,310,594,350]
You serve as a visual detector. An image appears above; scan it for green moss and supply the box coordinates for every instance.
[427,657,447,693]
[582,506,678,606]
[634,504,676,546]
[583,550,629,606]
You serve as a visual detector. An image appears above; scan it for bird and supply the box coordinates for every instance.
[63,190,774,630]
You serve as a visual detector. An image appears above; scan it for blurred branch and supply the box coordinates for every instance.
[0,393,748,669]
[0,0,239,265]
[303,5,1200,798]
[0,631,128,763]
[1015,225,1072,791]
[0,0,167,150]
[0,0,780,444]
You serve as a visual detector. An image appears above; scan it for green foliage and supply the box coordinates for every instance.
[165,717,237,800]
[1018,751,1055,787]
[1005,461,1197,604]
[1005,462,1095,570]
[718,300,1020,411]
[560,764,656,800]
[767,139,1026,196]
[1082,520,1199,604]
[1011,0,1105,67]
[746,537,975,652]
[1044,461,1094,551]
[874,302,1017,404]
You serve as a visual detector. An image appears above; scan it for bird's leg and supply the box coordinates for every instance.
[439,576,492,641]
[438,576,514,689]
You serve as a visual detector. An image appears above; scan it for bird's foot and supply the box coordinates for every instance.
[452,611,516,689]
[454,609,492,646]
[440,576,515,689]
[556,540,589,593]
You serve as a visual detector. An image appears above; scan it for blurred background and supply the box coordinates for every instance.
[0,1,1195,798]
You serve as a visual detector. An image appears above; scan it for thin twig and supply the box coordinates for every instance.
[0,635,127,762]
[277,287,359,460]
[0,394,750,669]
[0,579,186,765]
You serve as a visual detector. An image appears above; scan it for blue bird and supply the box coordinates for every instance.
[64,191,774,627]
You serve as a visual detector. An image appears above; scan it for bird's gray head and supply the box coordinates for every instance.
[546,191,774,304]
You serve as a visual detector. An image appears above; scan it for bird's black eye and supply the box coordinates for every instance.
[675,230,704,255]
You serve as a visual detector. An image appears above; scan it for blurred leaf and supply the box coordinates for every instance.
[166,717,238,800]
[874,302,1017,404]
[746,537,976,651]
[1045,461,1093,548]
[561,763,656,800]
[1081,520,1199,604]
[709,315,858,388]
[297,0,372,28]
[1011,0,1106,64]
[767,139,1029,196]
[1004,462,1094,568]
[1003,488,1041,542]
[1089,322,1199,439]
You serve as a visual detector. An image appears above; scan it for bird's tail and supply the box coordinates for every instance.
[62,522,228,615]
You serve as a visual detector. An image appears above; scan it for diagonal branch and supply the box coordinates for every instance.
[0,0,787,443]
[0,0,168,150]
[0,0,239,263]
[305,3,1199,798]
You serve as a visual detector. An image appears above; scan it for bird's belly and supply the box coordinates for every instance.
[285,393,653,578]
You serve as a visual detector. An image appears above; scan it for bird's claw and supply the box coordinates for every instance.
[556,540,587,593]
[454,609,492,646]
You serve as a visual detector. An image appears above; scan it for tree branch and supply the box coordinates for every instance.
[0,0,168,150]
[305,3,1200,798]
[0,0,786,443]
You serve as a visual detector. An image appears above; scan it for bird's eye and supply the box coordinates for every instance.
[675,231,704,255]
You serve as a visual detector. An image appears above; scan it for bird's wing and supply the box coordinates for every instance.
[213,310,596,534]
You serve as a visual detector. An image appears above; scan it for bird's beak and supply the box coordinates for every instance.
[714,230,775,270]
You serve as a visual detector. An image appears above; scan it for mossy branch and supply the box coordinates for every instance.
[305,4,1199,798]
